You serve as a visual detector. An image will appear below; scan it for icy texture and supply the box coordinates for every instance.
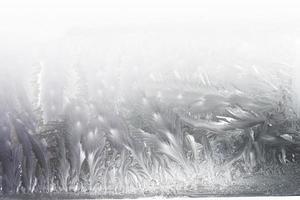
[0,31,300,197]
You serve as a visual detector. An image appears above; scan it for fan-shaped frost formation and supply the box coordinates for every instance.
[1,31,300,198]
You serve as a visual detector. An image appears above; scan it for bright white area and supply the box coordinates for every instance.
[0,0,300,108]
[0,0,299,43]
